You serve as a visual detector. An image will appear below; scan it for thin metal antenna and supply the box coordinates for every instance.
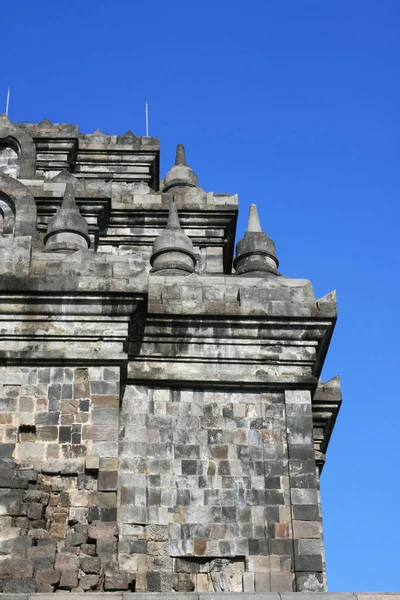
[5,87,10,116]
[145,100,149,137]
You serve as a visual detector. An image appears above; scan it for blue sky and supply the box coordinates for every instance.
[2,0,400,591]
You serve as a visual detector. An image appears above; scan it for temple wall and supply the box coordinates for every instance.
[0,116,347,595]
[0,365,126,593]
[0,372,325,594]
[118,385,324,593]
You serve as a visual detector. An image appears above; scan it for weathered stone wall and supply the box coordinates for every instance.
[117,385,324,593]
[0,365,132,593]
[0,115,345,595]
[0,594,400,600]
[0,373,328,593]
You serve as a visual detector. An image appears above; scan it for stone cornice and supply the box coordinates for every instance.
[0,292,144,363]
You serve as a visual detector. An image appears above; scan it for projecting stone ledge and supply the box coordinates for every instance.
[0,594,397,600]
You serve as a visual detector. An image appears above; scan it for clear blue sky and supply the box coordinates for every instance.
[2,0,400,591]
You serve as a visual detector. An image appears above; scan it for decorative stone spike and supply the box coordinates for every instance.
[165,200,181,230]
[233,203,279,277]
[247,204,262,233]
[44,182,90,253]
[150,201,196,275]
[121,130,136,139]
[163,144,198,192]
[175,143,187,166]
[37,118,54,128]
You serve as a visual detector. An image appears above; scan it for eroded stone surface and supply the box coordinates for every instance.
[0,117,344,594]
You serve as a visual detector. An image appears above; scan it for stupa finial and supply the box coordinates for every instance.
[175,143,187,166]
[150,201,196,275]
[165,200,182,230]
[247,204,262,233]
[233,203,279,277]
[44,183,90,253]
[164,144,198,192]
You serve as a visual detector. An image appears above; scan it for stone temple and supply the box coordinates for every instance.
[0,113,366,599]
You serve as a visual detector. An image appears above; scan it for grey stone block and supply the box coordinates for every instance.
[80,555,101,574]
[80,574,100,590]
[294,553,323,571]
[59,569,79,589]
[0,558,33,579]
[0,444,15,457]
[2,580,36,593]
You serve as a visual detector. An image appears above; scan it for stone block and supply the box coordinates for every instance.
[146,571,172,592]
[2,578,36,593]
[88,522,118,539]
[86,454,100,470]
[55,551,80,571]
[255,572,270,592]
[243,571,255,592]
[66,531,87,546]
[27,528,49,540]
[80,555,101,574]
[0,557,33,578]
[59,569,79,589]
[37,582,54,592]
[98,470,118,491]
[81,543,96,555]
[298,538,323,555]
[80,574,100,590]
[92,408,119,425]
[246,556,270,573]
[69,489,90,507]
[27,544,56,560]
[0,443,15,457]
[291,488,319,505]
[99,456,119,471]
[292,504,320,521]
[196,573,210,592]
[90,491,117,510]
[36,568,61,585]
[147,541,169,556]
[49,520,68,537]
[69,506,88,523]
[31,557,56,571]
[105,570,130,590]
[27,502,44,520]
[97,540,118,559]
[77,473,91,489]
[293,519,321,538]
[270,571,293,591]
[0,488,24,515]
[294,553,323,571]
[82,425,118,441]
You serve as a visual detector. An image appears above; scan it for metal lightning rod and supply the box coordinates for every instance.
[145,100,149,137]
[5,87,10,116]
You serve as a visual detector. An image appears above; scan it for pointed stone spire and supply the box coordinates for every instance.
[150,201,196,275]
[37,118,54,129]
[247,204,262,233]
[175,143,187,166]
[44,182,90,253]
[163,144,198,192]
[233,203,279,277]
[165,200,181,230]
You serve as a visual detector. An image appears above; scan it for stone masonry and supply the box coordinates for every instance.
[0,114,344,595]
